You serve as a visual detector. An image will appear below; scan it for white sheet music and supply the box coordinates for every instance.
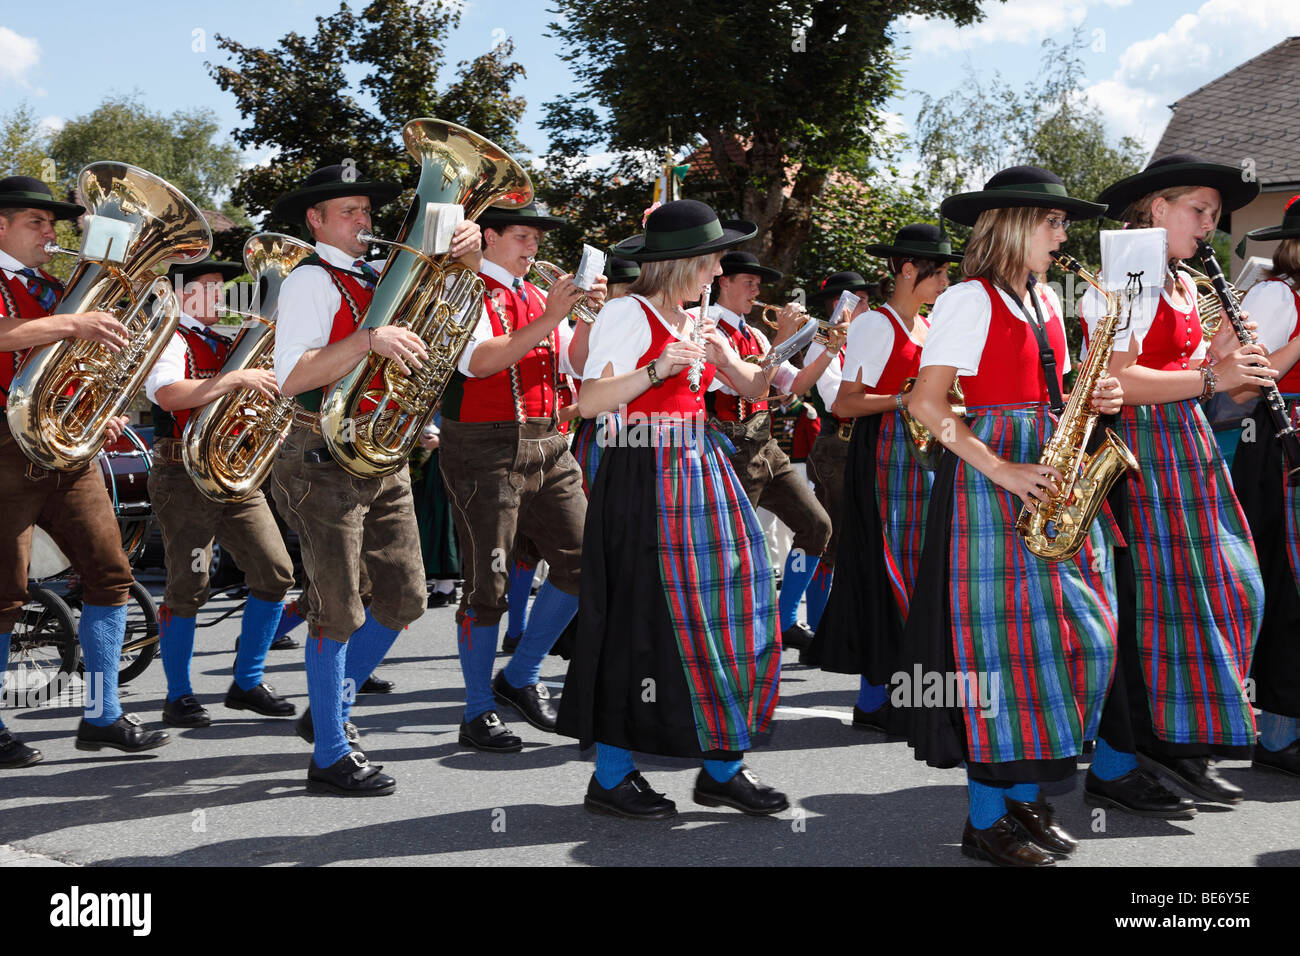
[1101,227,1166,325]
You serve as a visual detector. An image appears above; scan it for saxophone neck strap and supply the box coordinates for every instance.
[999,277,1064,415]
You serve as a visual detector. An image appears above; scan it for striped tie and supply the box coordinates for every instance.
[512,277,528,305]
[18,268,57,312]
[352,259,379,289]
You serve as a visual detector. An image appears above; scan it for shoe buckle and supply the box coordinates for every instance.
[123,713,142,726]
[740,768,759,786]
[534,683,550,699]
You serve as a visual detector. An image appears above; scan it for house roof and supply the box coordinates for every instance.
[1151,36,1300,188]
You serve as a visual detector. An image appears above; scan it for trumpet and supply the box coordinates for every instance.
[530,259,600,324]
[752,300,847,351]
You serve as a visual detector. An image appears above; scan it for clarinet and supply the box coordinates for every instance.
[688,284,710,393]
[1195,239,1300,477]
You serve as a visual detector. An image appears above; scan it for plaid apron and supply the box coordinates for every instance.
[654,421,780,752]
[951,406,1117,764]
[1117,400,1261,746]
[877,411,934,620]
[569,413,620,496]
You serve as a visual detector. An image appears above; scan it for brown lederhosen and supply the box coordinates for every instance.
[0,420,132,630]
[712,411,831,559]
[438,417,585,628]
[149,438,294,617]
[268,419,425,643]
[805,422,851,568]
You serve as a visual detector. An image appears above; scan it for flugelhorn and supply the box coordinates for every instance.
[530,260,600,324]
[182,233,314,502]
[7,162,212,470]
[319,118,532,478]
[753,300,847,351]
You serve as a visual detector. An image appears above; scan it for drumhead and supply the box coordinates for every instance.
[28,526,71,581]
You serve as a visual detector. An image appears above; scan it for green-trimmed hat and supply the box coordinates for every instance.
[167,258,246,284]
[1096,153,1260,221]
[864,223,963,263]
[809,271,874,303]
[479,200,565,232]
[0,175,84,220]
[611,199,756,262]
[606,255,640,284]
[1244,194,1300,243]
[719,250,782,283]
[941,165,1107,228]
[270,164,402,225]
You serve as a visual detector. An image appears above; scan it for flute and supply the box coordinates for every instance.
[688,284,710,392]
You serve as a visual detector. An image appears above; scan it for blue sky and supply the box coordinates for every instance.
[4,1,1299,175]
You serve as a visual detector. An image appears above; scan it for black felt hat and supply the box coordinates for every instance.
[863,223,963,263]
[606,256,641,284]
[270,165,402,224]
[479,200,565,232]
[0,175,84,220]
[719,250,782,283]
[167,258,247,284]
[941,165,1107,227]
[809,271,874,303]
[1096,153,1260,221]
[1244,194,1300,243]
[610,199,756,262]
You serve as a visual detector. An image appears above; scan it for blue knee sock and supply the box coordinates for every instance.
[233,596,284,691]
[703,757,744,783]
[1092,737,1139,781]
[0,634,9,729]
[595,743,637,789]
[778,551,820,630]
[506,562,535,639]
[503,581,577,689]
[458,615,499,721]
[274,599,304,641]
[857,677,888,712]
[1258,711,1300,751]
[159,610,197,701]
[804,563,833,630]
[341,610,400,722]
[1006,782,1040,802]
[967,776,1009,829]
[304,637,350,767]
[79,603,126,726]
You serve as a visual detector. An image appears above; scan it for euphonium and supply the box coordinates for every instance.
[182,233,314,502]
[1014,252,1139,562]
[530,260,600,324]
[900,377,965,470]
[7,162,212,470]
[319,118,532,478]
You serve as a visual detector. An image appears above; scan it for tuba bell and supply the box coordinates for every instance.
[319,118,532,478]
[182,232,314,502]
[6,162,212,470]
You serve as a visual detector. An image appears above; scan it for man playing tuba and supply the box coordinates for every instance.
[0,175,169,765]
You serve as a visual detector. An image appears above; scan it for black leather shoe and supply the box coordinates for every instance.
[307,751,395,797]
[693,766,789,815]
[501,631,521,654]
[961,816,1055,867]
[1084,768,1196,818]
[427,591,451,608]
[162,694,212,728]
[1005,797,1079,855]
[585,771,677,820]
[492,671,557,731]
[781,622,814,651]
[1138,751,1244,805]
[295,707,360,749]
[224,681,296,717]
[1253,739,1300,777]
[360,675,395,694]
[0,730,43,768]
[458,711,522,752]
[852,704,889,732]
[270,633,300,650]
[75,714,170,753]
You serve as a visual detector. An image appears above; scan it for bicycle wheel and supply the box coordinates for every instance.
[8,585,79,708]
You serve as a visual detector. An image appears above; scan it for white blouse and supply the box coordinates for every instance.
[584,294,732,392]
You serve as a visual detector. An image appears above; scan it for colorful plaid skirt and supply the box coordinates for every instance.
[1117,400,1261,745]
[568,412,620,496]
[877,411,934,619]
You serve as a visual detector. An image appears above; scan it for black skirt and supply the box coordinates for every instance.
[554,444,741,760]
[412,449,459,579]
[1231,399,1300,718]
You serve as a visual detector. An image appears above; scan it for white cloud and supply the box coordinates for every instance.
[0,27,40,88]
[1084,0,1300,151]
[37,115,64,137]
[898,0,1090,54]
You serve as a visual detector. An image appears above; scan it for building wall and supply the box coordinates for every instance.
[1231,190,1292,276]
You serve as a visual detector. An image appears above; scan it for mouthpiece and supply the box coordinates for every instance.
[1050,250,1082,274]
[43,241,77,257]
[356,230,378,245]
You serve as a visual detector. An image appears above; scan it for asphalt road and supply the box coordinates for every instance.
[3,574,1299,869]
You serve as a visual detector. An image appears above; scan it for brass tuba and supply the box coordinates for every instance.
[7,162,212,470]
[182,233,314,502]
[1015,253,1139,561]
[319,118,532,477]
[899,377,964,470]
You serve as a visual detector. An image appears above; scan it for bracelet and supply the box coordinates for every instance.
[367,328,375,354]
[1200,364,1217,402]
[894,394,905,411]
[646,361,664,388]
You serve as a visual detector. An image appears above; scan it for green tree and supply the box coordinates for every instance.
[540,0,992,278]
[208,0,528,246]
[0,102,53,182]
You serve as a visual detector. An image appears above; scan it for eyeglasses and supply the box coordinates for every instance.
[1045,217,1071,232]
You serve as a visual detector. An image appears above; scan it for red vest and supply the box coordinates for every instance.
[958,278,1068,406]
[625,298,714,418]
[151,324,232,438]
[0,270,59,410]
[870,305,927,396]
[442,274,560,422]
[1135,273,1200,372]
[292,261,376,414]
[709,315,768,421]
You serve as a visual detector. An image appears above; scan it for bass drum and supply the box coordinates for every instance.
[24,425,155,582]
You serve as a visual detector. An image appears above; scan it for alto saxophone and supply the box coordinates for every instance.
[1014,253,1139,561]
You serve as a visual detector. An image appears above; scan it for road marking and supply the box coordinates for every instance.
[775,706,853,721]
